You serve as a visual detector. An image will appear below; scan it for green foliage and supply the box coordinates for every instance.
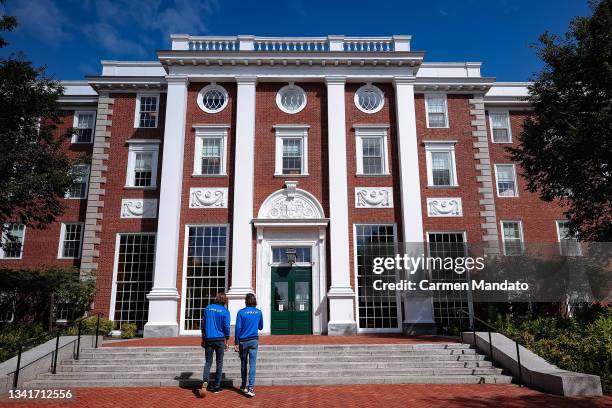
[66,316,113,336]
[495,303,612,393]
[0,323,46,362]
[509,0,612,241]
[120,323,137,339]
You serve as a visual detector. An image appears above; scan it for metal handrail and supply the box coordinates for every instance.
[456,308,523,387]
[12,312,104,390]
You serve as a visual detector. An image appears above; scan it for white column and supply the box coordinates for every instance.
[144,76,188,337]
[325,76,357,335]
[393,76,436,333]
[227,76,257,322]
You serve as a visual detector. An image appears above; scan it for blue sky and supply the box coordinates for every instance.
[1,0,591,81]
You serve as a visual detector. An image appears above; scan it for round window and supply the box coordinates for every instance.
[197,84,229,113]
[354,84,385,113]
[276,84,307,114]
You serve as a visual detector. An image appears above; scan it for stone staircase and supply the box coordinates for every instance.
[24,343,512,388]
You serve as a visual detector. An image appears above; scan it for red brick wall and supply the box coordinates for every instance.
[0,111,91,270]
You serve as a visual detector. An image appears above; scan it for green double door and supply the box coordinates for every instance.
[270,266,312,335]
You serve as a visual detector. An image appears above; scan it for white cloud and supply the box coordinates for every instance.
[11,0,72,45]
[81,23,148,57]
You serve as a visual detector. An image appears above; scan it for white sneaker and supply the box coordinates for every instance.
[246,388,255,398]
[240,387,248,394]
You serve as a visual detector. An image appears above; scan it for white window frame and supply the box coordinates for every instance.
[354,84,385,114]
[65,164,90,200]
[133,93,160,128]
[556,220,582,256]
[193,124,229,176]
[57,222,84,259]
[72,110,96,144]
[276,83,307,114]
[424,141,458,187]
[494,164,519,197]
[354,125,390,176]
[0,224,26,260]
[425,93,449,128]
[197,83,229,114]
[500,220,525,256]
[274,124,309,176]
[125,140,160,188]
[488,110,512,143]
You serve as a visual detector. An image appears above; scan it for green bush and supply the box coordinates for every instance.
[0,323,46,362]
[120,323,137,339]
[65,316,113,336]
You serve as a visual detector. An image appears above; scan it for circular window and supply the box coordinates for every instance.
[197,84,229,113]
[276,84,307,114]
[354,84,385,114]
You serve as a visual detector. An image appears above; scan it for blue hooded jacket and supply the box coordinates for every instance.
[201,303,231,341]
[234,307,263,345]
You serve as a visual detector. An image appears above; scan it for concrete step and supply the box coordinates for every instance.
[25,374,512,389]
[91,343,471,352]
[59,360,494,372]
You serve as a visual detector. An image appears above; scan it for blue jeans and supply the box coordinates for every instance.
[239,339,258,389]
[203,340,225,388]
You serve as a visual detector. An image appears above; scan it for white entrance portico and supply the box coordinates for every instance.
[253,181,329,335]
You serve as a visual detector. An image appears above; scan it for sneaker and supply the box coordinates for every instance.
[197,381,208,397]
[240,386,248,394]
[245,388,255,398]
[210,386,223,394]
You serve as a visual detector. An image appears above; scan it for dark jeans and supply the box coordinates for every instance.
[239,339,259,389]
[203,340,225,387]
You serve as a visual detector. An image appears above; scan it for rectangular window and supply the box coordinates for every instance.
[135,94,159,128]
[428,232,471,329]
[184,225,228,331]
[126,142,159,188]
[495,164,518,197]
[557,221,581,256]
[72,111,95,143]
[1,224,26,259]
[355,224,399,330]
[201,138,223,175]
[501,221,524,256]
[425,142,457,186]
[361,138,384,175]
[272,247,311,264]
[59,223,83,259]
[425,94,448,128]
[282,138,303,175]
[355,126,389,176]
[113,234,156,330]
[65,164,90,199]
[489,111,511,143]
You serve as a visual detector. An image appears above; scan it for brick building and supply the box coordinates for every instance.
[0,34,575,337]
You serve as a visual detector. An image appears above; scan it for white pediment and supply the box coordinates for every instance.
[258,181,325,220]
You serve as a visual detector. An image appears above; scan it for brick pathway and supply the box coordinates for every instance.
[1,385,610,407]
[102,334,456,347]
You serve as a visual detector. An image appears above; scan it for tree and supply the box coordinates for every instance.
[0,1,79,246]
[509,0,612,241]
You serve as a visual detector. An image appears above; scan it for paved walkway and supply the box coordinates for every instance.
[1,385,610,407]
[102,334,456,347]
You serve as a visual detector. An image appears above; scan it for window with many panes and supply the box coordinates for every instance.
[194,125,229,176]
[134,94,159,128]
[72,111,95,143]
[58,223,83,259]
[495,164,518,197]
[275,125,309,176]
[557,221,581,256]
[425,94,448,128]
[0,224,25,259]
[428,232,472,330]
[489,111,512,143]
[126,142,159,188]
[425,142,457,186]
[501,221,524,255]
[282,138,303,174]
[355,224,400,330]
[355,126,389,176]
[113,234,156,330]
[184,225,228,332]
[201,138,223,175]
[65,164,90,199]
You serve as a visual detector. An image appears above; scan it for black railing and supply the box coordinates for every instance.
[12,312,104,390]
[456,309,523,387]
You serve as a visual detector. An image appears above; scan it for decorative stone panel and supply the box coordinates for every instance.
[355,187,393,208]
[189,187,229,208]
[427,198,462,217]
[120,199,158,218]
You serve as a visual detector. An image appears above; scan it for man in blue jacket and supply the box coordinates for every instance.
[200,292,230,395]
[234,293,263,398]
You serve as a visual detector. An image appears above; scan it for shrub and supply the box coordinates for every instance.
[0,323,46,362]
[65,316,113,336]
[120,323,137,339]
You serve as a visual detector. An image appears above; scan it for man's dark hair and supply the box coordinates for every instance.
[245,293,257,307]
[214,292,228,306]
